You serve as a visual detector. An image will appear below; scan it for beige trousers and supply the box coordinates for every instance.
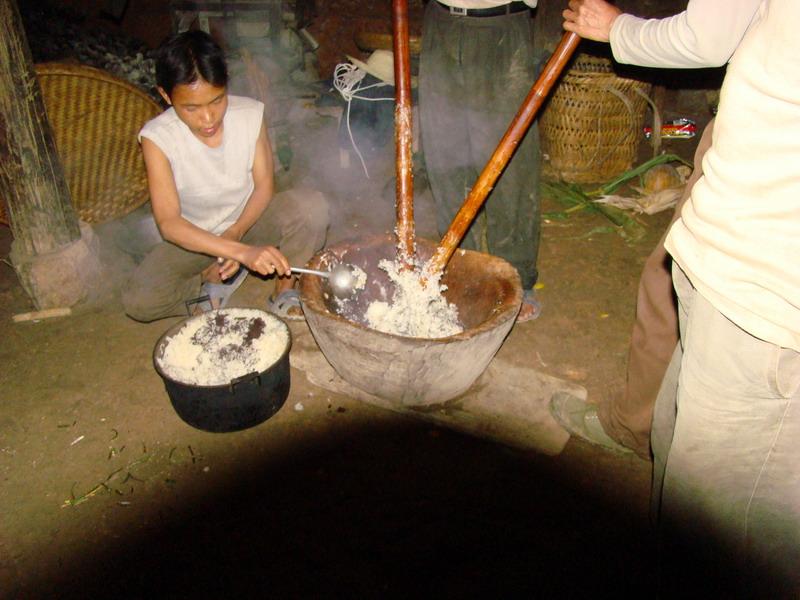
[652,265,800,595]
[124,188,328,322]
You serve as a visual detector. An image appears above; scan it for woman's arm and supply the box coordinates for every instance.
[215,121,288,280]
[220,120,274,242]
[142,136,288,278]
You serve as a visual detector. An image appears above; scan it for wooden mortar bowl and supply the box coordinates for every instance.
[299,235,522,406]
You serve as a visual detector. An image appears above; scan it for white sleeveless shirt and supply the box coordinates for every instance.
[139,95,264,235]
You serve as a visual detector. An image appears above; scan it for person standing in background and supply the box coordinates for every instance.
[418,0,542,322]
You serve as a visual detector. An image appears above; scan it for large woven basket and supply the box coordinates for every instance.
[540,54,652,184]
[0,63,161,226]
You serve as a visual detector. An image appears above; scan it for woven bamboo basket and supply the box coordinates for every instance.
[540,54,652,184]
[0,62,161,226]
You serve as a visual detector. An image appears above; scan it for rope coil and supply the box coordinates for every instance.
[332,62,393,178]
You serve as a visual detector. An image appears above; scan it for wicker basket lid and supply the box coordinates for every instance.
[0,62,161,226]
[568,53,615,74]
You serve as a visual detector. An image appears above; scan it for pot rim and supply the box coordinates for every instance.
[152,308,292,389]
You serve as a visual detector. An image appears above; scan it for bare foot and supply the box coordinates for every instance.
[517,302,537,322]
[201,261,223,284]
[268,277,303,320]
[517,291,541,323]
[274,277,294,297]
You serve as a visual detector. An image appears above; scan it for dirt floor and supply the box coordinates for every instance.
[0,19,717,596]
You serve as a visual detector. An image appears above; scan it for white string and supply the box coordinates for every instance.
[332,62,394,178]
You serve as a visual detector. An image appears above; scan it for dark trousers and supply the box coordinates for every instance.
[418,1,541,288]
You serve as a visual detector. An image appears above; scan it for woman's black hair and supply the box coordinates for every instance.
[155,30,228,97]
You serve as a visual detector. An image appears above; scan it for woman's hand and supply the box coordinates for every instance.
[563,0,622,42]
[240,245,290,277]
[217,257,241,281]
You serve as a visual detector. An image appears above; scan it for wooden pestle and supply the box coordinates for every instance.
[392,0,415,263]
[426,31,581,276]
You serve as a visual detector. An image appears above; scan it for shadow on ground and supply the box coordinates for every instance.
[25,420,654,598]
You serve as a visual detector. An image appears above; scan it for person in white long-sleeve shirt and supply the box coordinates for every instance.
[561,0,800,594]
[608,1,760,68]
[552,0,762,461]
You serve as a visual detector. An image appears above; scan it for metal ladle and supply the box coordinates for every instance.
[290,264,360,298]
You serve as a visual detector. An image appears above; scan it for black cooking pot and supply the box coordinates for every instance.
[153,310,291,433]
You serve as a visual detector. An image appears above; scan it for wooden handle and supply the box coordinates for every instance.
[427,31,581,275]
[392,0,415,262]
[13,307,72,322]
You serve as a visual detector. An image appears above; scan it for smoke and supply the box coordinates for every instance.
[214,17,433,243]
[224,46,440,249]
[24,7,443,310]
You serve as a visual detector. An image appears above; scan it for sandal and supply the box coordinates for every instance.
[267,288,304,321]
[200,267,248,310]
[549,392,632,454]
[517,288,542,323]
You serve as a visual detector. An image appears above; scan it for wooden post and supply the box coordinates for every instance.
[392,0,415,263]
[0,0,101,310]
[0,0,80,256]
